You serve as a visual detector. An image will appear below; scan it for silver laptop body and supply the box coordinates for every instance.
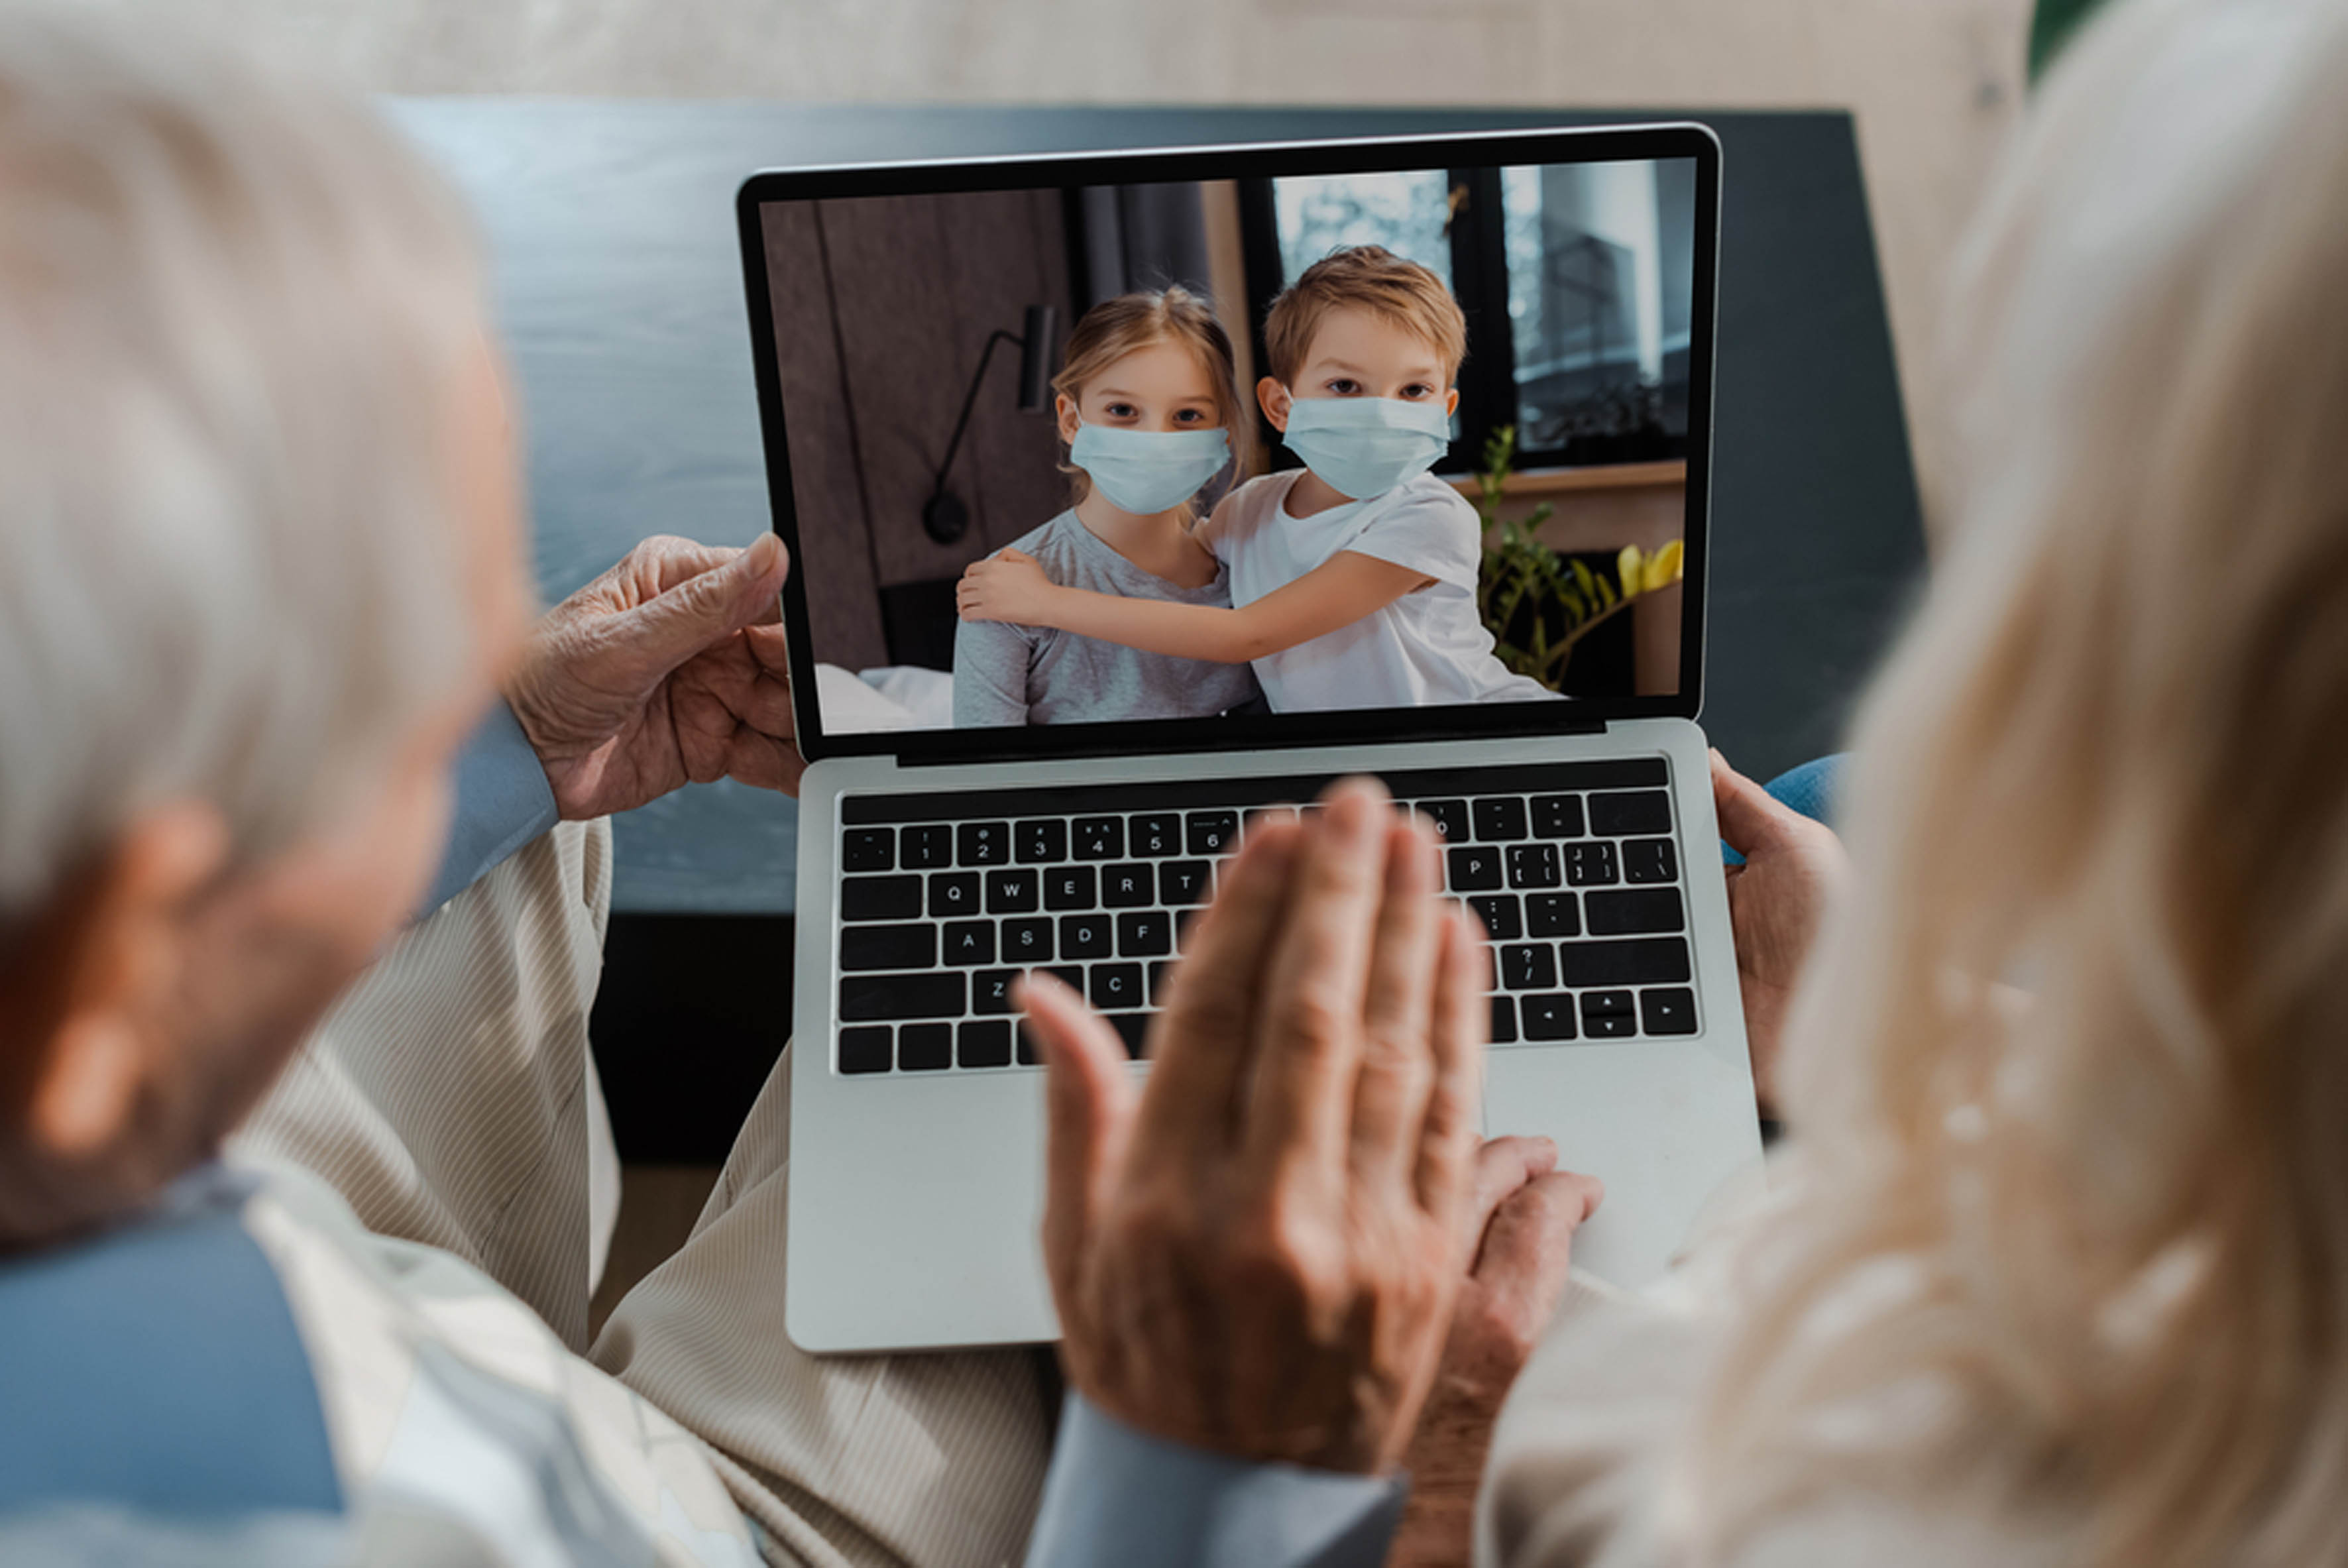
[737,125,1763,1353]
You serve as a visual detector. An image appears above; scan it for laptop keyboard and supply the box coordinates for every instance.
[830,758,1699,1074]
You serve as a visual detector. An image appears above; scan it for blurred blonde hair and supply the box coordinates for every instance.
[1054,286,1251,512]
[1671,0,2348,1561]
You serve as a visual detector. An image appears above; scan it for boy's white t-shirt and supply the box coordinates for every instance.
[1198,469,1557,712]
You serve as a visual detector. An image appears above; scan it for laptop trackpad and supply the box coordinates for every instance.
[1482,1042,1761,1291]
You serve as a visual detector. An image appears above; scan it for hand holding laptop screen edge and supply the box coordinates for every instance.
[744,127,1762,1355]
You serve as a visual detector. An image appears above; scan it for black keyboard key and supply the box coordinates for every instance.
[841,923,934,972]
[1469,894,1522,942]
[1507,843,1561,889]
[1500,943,1557,991]
[972,968,1019,1015]
[842,875,921,922]
[1159,861,1211,905]
[929,871,981,917]
[1148,960,1174,1005]
[1002,917,1054,964]
[900,824,954,869]
[839,1026,892,1074]
[1072,816,1125,860]
[1622,838,1678,884]
[1640,987,1698,1036]
[1090,964,1145,1011]
[840,972,964,1021]
[1447,844,1503,892]
[1131,813,1184,857]
[1490,995,1518,1044]
[1186,811,1239,856]
[1105,1012,1151,1058]
[942,921,995,966]
[1581,989,1638,1038]
[1531,795,1586,839]
[1588,790,1672,837]
[1016,1019,1042,1066]
[1526,893,1580,938]
[1521,993,1577,1040]
[958,821,1011,866]
[1473,797,1528,841]
[1558,938,1690,987]
[1101,864,1154,908]
[1415,799,1471,842]
[987,869,1040,914]
[1565,842,1619,887]
[1017,820,1068,864]
[898,1022,953,1070]
[1585,889,1685,936]
[1044,964,1086,993]
[1044,866,1097,911]
[958,1020,1013,1068]
[1060,914,1113,960]
[842,828,894,872]
[1118,911,1172,957]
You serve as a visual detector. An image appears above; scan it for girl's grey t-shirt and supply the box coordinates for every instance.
[953,510,1263,728]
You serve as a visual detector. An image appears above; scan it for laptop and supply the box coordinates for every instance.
[736,125,1763,1354]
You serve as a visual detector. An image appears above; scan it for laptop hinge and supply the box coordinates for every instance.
[897,718,1611,768]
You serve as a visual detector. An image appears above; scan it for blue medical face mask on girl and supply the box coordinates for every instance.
[1068,422,1231,516]
[1279,394,1453,501]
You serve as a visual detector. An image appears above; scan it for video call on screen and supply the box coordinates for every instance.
[762,156,1699,740]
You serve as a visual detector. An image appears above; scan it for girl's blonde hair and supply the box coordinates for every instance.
[1054,286,1251,512]
[1673,0,2348,1562]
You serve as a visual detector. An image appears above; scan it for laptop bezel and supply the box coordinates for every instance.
[735,123,1721,765]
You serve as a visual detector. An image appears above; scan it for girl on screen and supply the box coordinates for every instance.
[949,287,1264,728]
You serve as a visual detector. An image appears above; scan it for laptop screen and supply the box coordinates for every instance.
[738,125,1718,763]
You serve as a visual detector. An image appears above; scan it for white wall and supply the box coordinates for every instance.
[121,0,2039,517]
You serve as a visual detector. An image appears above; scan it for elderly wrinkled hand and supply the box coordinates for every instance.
[1020,779,1487,1473]
[1709,749,1847,1112]
[505,533,802,818]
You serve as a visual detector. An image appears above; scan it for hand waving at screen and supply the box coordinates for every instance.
[1021,780,1608,1567]
[1027,778,1586,1472]
[956,547,1056,627]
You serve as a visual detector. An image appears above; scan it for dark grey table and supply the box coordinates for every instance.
[389,101,1926,919]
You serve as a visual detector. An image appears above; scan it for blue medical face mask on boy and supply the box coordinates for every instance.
[1069,423,1231,515]
[1280,395,1453,501]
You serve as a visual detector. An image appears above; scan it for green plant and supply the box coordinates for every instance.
[1474,426,1627,691]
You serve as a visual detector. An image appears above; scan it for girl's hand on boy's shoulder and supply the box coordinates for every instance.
[956,547,1055,626]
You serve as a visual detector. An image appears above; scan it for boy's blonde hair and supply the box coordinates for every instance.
[1263,245,1467,386]
[1054,286,1252,508]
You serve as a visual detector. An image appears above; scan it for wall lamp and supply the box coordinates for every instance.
[924,304,1056,544]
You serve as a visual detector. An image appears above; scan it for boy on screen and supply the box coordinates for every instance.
[957,245,1555,714]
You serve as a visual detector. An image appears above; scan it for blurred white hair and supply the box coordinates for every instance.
[0,7,488,918]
